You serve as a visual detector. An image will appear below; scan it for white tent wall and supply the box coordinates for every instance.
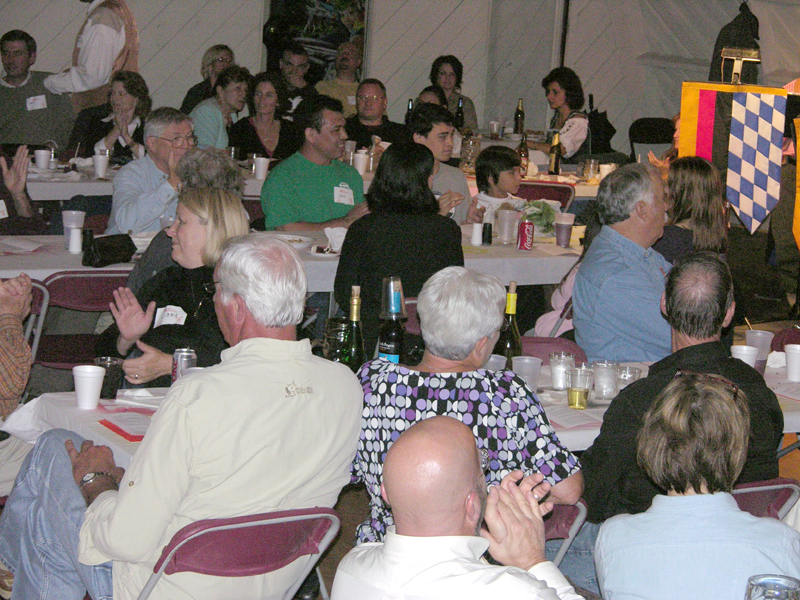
[562,0,800,156]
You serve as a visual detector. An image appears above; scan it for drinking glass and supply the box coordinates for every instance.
[616,365,642,390]
[549,352,575,390]
[592,360,618,399]
[567,367,593,410]
[323,317,349,361]
[745,574,800,599]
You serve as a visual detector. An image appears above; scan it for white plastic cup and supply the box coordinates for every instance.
[484,354,507,371]
[549,351,575,390]
[745,330,774,375]
[512,356,543,390]
[62,210,85,248]
[253,157,270,180]
[786,344,800,382]
[471,222,483,246]
[68,227,82,254]
[93,154,110,178]
[599,164,614,180]
[353,151,368,175]
[34,149,51,170]
[73,365,106,409]
[592,360,619,399]
[731,344,758,368]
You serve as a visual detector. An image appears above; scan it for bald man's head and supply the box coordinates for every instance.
[381,416,486,537]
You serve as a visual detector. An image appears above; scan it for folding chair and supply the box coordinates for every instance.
[628,117,674,163]
[544,499,588,567]
[732,477,800,520]
[516,182,576,212]
[137,507,340,600]
[35,270,130,370]
[404,297,420,335]
[26,282,49,365]
[520,336,587,365]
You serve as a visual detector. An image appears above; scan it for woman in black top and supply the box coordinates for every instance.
[335,143,464,354]
[96,188,250,387]
[67,71,151,166]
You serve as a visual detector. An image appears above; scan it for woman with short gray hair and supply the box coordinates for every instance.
[352,266,584,544]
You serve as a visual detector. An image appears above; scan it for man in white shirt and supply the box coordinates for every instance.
[332,416,583,600]
[106,107,194,235]
[0,234,363,600]
[44,0,139,111]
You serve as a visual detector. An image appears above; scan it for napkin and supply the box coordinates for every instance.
[69,157,94,168]
[767,351,786,369]
[324,227,347,253]
[1,396,47,444]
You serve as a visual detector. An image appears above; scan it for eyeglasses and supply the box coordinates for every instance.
[214,56,232,64]
[357,95,382,102]
[152,134,197,148]
[673,369,739,401]
[479,448,489,473]
[202,281,219,294]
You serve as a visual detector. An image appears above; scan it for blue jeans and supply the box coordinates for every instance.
[0,429,113,600]
[545,521,601,594]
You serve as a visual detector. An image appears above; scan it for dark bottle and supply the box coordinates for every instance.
[517,132,529,176]
[404,99,414,126]
[493,281,522,369]
[548,132,562,175]
[341,285,366,373]
[513,98,525,134]
[454,97,465,130]
[378,277,406,363]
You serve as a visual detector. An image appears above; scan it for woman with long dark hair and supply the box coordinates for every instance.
[334,142,464,353]
[528,67,590,162]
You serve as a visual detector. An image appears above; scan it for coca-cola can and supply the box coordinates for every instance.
[517,220,534,250]
[172,348,197,382]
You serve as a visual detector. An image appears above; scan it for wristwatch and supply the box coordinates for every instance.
[79,472,118,488]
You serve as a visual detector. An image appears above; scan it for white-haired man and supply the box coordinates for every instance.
[572,163,671,363]
[0,234,363,600]
[106,107,196,235]
[332,416,583,599]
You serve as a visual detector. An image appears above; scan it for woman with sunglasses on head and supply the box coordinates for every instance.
[180,45,235,115]
[97,188,249,387]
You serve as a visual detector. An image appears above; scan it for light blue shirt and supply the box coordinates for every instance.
[106,154,178,235]
[595,493,800,600]
[573,226,671,362]
[190,97,228,149]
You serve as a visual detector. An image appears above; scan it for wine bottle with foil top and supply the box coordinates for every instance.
[514,98,525,134]
[404,99,414,126]
[548,132,562,175]
[493,281,522,369]
[378,277,407,364]
[341,285,366,373]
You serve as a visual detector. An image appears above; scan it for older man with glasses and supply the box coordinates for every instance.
[106,107,196,234]
[344,78,410,152]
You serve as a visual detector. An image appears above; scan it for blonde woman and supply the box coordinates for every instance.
[97,188,249,386]
[180,45,235,114]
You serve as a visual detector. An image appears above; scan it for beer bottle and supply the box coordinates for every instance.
[514,98,525,134]
[493,281,522,369]
[378,277,406,363]
[517,133,529,177]
[548,132,562,175]
[404,99,414,126]
[454,97,465,130]
[341,285,366,373]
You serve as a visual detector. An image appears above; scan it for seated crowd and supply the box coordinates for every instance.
[0,22,799,600]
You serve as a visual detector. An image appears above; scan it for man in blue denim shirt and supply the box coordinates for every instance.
[573,163,671,363]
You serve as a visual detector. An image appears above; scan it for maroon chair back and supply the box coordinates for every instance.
[242,199,265,223]
[516,182,576,211]
[84,214,110,235]
[43,270,130,311]
[543,499,588,567]
[732,477,800,520]
[137,507,340,600]
[404,298,420,335]
[520,336,587,365]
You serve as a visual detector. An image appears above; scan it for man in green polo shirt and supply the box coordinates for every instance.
[262,95,368,231]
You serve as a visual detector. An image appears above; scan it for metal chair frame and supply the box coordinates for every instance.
[545,499,588,567]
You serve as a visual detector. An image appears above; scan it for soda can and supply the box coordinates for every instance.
[172,348,197,382]
[517,219,534,250]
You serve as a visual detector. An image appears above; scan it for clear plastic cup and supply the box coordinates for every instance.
[512,356,542,390]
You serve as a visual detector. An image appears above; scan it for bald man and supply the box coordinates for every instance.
[331,417,583,599]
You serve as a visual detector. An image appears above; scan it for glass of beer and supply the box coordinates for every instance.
[567,366,593,410]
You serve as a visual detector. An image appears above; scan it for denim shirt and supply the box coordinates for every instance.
[573,226,671,362]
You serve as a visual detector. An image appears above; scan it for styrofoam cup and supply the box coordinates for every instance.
[512,356,542,390]
[731,344,758,367]
[73,365,106,409]
[62,210,85,247]
[353,152,368,175]
[253,157,270,179]
[34,149,51,169]
[93,154,110,178]
[786,344,800,382]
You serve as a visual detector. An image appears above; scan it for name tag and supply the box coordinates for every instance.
[154,305,187,327]
[334,183,354,205]
[26,95,47,111]
[0,201,8,220]
[347,95,356,106]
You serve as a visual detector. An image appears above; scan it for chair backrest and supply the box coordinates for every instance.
[26,282,49,364]
[137,507,340,600]
[84,214,110,235]
[242,199,265,223]
[404,297,420,335]
[732,477,800,520]
[520,335,587,365]
[628,117,674,163]
[516,182,576,212]
[43,270,130,312]
[544,499,588,567]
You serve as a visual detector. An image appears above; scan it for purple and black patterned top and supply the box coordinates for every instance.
[352,358,581,544]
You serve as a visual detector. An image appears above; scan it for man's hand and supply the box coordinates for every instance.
[342,202,370,227]
[480,473,553,571]
[66,439,125,505]
[465,196,486,224]
[502,470,553,504]
[166,146,181,191]
[122,340,172,384]
[437,190,463,217]
[0,274,32,320]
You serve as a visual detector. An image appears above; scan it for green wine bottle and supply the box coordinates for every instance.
[493,281,522,369]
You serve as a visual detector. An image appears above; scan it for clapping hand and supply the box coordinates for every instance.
[465,196,486,224]
[0,145,29,200]
[110,287,155,355]
[0,273,32,320]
